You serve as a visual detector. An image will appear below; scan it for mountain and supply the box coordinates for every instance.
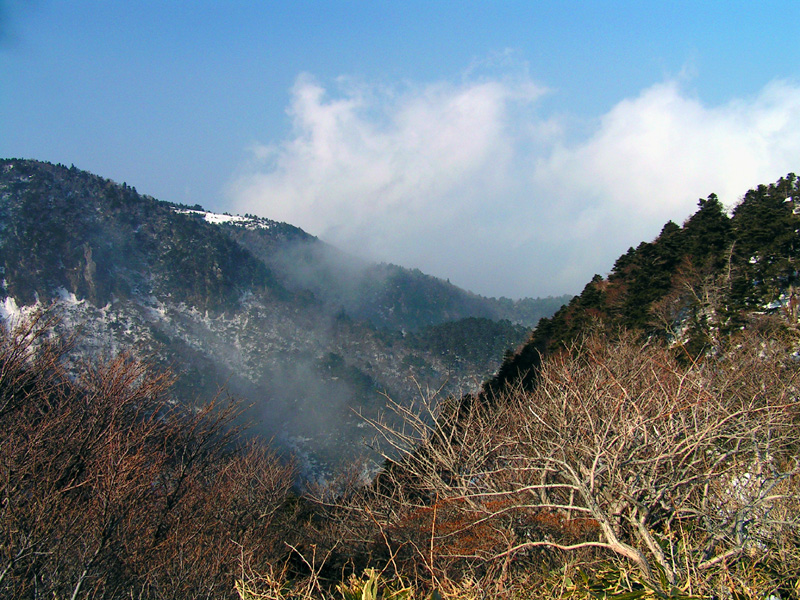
[485,173,800,396]
[214,208,567,332]
[354,173,800,597]
[0,158,567,480]
[4,162,798,598]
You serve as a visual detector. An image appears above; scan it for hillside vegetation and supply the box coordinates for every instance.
[1,172,800,598]
[0,314,300,599]
[487,174,800,395]
[0,159,564,480]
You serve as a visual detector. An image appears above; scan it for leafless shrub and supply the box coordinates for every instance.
[355,324,800,596]
[0,315,297,599]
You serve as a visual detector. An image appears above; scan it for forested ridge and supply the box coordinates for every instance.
[2,172,800,598]
[0,159,558,480]
[487,173,800,396]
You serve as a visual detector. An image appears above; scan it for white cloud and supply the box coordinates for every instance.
[529,79,800,293]
[230,68,800,298]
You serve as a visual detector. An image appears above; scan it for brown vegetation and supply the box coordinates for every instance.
[0,312,297,599]
[2,311,800,599]
[324,319,800,597]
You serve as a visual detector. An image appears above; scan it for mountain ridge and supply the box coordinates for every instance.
[0,158,567,479]
[3,161,799,597]
[483,173,800,397]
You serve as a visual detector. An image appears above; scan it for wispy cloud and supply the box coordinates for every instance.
[230,66,800,298]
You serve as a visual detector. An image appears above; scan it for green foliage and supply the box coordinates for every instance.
[337,569,415,600]
[409,317,528,368]
[236,568,463,600]
[730,174,800,306]
[553,563,706,599]
[681,194,732,268]
[490,172,800,393]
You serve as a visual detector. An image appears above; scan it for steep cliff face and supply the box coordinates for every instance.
[0,159,558,479]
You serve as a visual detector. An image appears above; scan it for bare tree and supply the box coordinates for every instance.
[0,313,298,599]
[360,323,800,595]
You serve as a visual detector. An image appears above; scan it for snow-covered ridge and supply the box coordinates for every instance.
[172,207,272,230]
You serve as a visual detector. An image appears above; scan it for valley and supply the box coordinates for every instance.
[0,158,567,481]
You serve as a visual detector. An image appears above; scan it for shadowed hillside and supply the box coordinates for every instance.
[0,159,564,480]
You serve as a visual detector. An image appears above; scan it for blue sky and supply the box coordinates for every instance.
[2,1,800,297]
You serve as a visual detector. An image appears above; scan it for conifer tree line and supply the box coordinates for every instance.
[488,173,800,395]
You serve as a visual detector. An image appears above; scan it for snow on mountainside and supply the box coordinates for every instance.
[173,207,274,230]
[0,159,563,480]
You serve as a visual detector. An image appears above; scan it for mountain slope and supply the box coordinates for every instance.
[485,173,800,396]
[0,161,283,310]
[215,208,569,331]
[0,158,564,479]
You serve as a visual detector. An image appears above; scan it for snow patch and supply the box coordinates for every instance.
[172,207,272,230]
[0,296,40,324]
[203,212,245,225]
[55,287,84,306]
[0,296,21,321]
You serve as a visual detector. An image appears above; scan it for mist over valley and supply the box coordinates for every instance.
[0,158,567,481]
